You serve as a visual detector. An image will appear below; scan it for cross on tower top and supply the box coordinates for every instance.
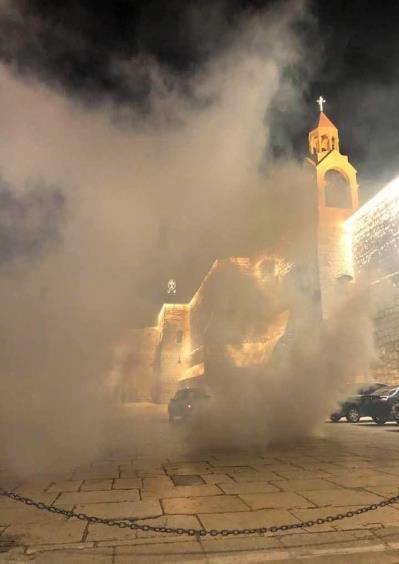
[317,96,326,112]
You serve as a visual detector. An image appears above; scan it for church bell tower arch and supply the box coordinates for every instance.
[306,98,359,318]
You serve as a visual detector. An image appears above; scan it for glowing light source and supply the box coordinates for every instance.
[167,279,177,294]
[317,96,326,112]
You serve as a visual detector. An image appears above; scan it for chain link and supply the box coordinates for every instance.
[1,487,398,536]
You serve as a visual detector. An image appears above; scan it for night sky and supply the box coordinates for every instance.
[1,0,399,195]
[1,0,399,314]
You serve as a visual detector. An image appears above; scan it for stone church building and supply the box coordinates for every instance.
[112,108,399,403]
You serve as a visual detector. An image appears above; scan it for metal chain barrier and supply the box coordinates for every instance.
[1,487,399,536]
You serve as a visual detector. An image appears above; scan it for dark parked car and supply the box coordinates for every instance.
[330,382,388,423]
[393,401,399,424]
[168,388,210,422]
[366,386,399,425]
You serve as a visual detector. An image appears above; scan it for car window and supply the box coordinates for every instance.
[388,388,399,397]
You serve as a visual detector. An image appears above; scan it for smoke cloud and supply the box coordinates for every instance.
[0,1,377,475]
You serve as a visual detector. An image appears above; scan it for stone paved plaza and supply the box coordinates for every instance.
[1,404,399,562]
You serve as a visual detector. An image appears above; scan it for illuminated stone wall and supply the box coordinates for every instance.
[318,210,354,318]
[350,181,399,280]
[349,179,399,384]
[156,304,191,403]
[373,293,399,385]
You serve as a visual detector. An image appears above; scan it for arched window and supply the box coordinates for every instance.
[320,135,330,152]
[324,170,352,208]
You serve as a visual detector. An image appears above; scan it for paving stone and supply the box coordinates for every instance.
[114,540,205,564]
[91,462,120,470]
[0,492,58,509]
[206,548,294,563]
[371,525,399,546]
[257,457,283,465]
[57,489,140,506]
[172,475,205,486]
[74,500,162,519]
[273,470,330,480]
[231,470,282,483]
[136,469,167,478]
[198,509,300,531]
[2,519,86,544]
[376,465,399,475]
[323,468,392,477]
[288,537,386,558]
[269,479,339,492]
[328,474,399,487]
[279,529,373,547]
[142,485,221,500]
[15,478,54,492]
[165,463,213,475]
[163,495,249,515]
[30,547,113,563]
[143,476,174,491]
[119,469,141,478]
[201,535,282,553]
[81,479,113,491]
[291,505,399,530]
[0,506,64,526]
[209,457,266,467]
[286,550,399,564]
[201,474,235,485]
[113,478,142,489]
[214,467,258,475]
[218,482,280,495]
[299,463,350,473]
[239,492,315,510]
[252,464,304,473]
[299,488,385,507]
[46,480,84,493]
[73,471,119,480]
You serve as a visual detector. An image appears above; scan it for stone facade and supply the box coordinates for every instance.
[112,110,399,402]
[373,294,399,385]
[154,304,191,403]
[349,177,399,385]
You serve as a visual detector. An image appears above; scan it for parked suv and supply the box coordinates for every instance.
[393,401,399,424]
[330,382,388,423]
[366,387,399,425]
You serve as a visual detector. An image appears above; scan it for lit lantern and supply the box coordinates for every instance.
[167,279,177,294]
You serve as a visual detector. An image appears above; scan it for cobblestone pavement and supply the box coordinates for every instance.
[1,404,399,562]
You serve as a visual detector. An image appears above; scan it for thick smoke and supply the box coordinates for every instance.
[185,263,377,450]
[0,1,377,475]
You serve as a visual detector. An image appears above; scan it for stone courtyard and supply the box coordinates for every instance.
[1,404,399,563]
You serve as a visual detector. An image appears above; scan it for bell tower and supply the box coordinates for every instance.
[306,98,359,318]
